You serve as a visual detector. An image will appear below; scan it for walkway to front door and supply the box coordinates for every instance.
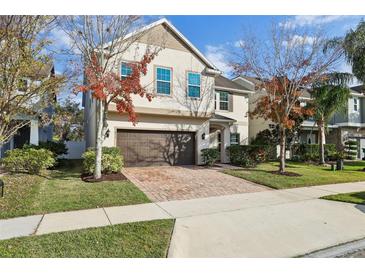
[122,166,270,202]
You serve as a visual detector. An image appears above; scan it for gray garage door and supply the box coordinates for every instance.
[117,129,195,167]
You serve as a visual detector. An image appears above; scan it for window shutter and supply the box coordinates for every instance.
[228,93,233,112]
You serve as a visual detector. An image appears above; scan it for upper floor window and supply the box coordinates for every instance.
[18,79,28,92]
[187,72,201,98]
[219,91,229,111]
[230,133,240,145]
[121,62,132,79]
[354,98,359,112]
[156,67,171,95]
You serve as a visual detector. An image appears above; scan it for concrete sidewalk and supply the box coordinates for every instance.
[1,181,365,257]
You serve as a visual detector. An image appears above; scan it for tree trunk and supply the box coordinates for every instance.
[94,100,103,179]
[279,126,286,174]
[318,118,326,165]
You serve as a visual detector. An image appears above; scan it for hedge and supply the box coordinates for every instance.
[25,141,68,157]
[201,148,220,166]
[227,145,276,167]
[291,143,337,161]
[1,148,55,174]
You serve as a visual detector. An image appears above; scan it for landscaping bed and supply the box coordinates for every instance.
[0,160,150,219]
[224,161,365,189]
[0,219,174,258]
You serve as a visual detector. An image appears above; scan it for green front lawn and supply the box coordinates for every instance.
[321,192,365,205]
[224,161,365,189]
[0,160,150,219]
[0,219,174,258]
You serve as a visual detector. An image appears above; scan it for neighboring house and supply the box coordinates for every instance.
[233,75,365,159]
[327,85,365,159]
[83,18,252,166]
[0,64,55,158]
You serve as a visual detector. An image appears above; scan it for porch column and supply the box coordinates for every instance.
[196,121,210,165]
[221,125,231,163]
[29,119,39,145]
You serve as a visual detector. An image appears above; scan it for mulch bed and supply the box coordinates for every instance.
[81,172,127,182]
[268,170,302,177]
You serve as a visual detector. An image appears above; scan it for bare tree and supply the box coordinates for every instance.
[0,15,65,146]
[173,73,215,118]
[58,16,164,179]
[232,23,343,173]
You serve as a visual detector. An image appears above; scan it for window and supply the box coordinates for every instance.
[187,72,201,98]
[156,67,171,95]
[354,98,359,112]
[219,91,229,110]
[121,62,132,79]
[230,133,240,145]
[18,79,28,92]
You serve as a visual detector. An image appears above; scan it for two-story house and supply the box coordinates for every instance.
[233,75,365,159]
[83,18,252,166]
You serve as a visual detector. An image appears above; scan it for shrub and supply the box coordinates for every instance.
[82,147,124,175]
[2,148,55,174]
[201,148,220,166]
[227,145,275,167]
[344,140,358,160]
[25,141,68,157]
[291,143,337,162]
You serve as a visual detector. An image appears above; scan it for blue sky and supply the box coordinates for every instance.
[165,15,363,75]
[53,15,364,104]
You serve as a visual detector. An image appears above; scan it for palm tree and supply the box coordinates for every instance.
[310,73,352,164]
[325,20,365,83]
[342,21,365,83]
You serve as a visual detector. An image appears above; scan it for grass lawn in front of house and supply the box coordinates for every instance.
[224,161,365,189]
[321,191,365,205]
[0,219,174,258]
[0,160,150,219]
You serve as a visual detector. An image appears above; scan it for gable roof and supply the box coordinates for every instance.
[232,75,312,99]
[351,85,364,94]
[105,18,219,72]
[214,75,253,94]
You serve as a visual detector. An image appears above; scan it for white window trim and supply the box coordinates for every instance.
[187,72,201,98]
[156,67,172,95]
[219,91,229,111]
[230,133,240,145]
[121,62,132,79]
[354,98,359,112]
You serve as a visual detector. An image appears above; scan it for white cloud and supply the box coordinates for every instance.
[280,16,349,29]
[337,61,362,86]
[205,44,231,76]
[234,39,245,48]
[51,28,73,49]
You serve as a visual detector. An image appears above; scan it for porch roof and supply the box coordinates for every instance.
[210,114,236,123]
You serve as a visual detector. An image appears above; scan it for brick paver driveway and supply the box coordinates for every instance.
[122,166,270,202]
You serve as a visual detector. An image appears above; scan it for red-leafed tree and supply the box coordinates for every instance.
[58,16,161,179]
[232,23,343,174]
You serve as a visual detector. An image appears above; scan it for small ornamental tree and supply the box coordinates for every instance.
[76,50,157,179]
[59,16,161,179]
[232,23,343,174]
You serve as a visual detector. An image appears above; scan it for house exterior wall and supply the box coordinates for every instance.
[106,44,215,117]
[215,91,250,145]
[246,89,273,142]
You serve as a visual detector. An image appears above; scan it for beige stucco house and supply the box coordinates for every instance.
[83,18,252,166]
